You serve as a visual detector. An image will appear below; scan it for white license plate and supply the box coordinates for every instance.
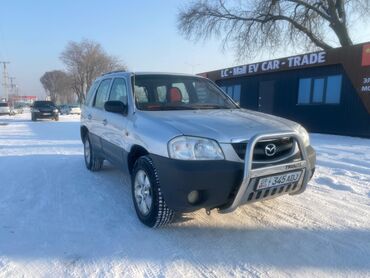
[257,171,302,190]
[42,113,51,115]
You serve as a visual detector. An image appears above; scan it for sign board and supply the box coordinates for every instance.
[201,42,370,114]
[220,52,326,78]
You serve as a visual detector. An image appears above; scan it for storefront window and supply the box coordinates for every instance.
[325,75,342,104]
[298,78,311,104]
[297,75,342,105]
[312,78,325,103]
[219,84,241,103]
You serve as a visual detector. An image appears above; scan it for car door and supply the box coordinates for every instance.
[89,78,112,152]
[101,77,130,168]
[82,80,99,129]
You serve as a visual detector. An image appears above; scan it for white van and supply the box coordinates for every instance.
[0,102,10,115]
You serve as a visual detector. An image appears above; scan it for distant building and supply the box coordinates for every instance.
[201,42,370,138]
[8,95,37,105]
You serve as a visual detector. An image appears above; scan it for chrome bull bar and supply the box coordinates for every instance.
[219,131,312,213]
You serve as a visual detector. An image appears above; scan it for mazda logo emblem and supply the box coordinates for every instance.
[265,143,277,157]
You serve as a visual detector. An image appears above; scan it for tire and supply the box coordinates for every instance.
[31,114,36,121]
[131,156,174,228]
[83,133,103,171]
[54,115,59,121]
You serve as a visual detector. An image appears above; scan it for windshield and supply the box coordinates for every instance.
[0,103,9,107]
[33,101,56,107]
[134,75,238,111]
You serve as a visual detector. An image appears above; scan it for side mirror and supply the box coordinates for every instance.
[104,100,127,115]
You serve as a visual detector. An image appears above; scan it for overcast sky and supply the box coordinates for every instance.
[0,0,369,98]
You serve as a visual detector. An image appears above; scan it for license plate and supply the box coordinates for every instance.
[257,171,302,190]
[42,113,51,115]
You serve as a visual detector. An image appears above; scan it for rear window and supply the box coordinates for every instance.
[0,103,9,107]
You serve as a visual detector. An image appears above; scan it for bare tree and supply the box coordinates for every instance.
[178,0,370,59]
[40,70,73,104]
[60,39,126,104]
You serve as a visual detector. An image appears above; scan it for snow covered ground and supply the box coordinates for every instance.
[0,113,369,277]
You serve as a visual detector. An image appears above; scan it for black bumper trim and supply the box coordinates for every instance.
[150,154,243,212]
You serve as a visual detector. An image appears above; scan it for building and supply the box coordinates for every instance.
[7,95,37,108]
[201,42,370,138]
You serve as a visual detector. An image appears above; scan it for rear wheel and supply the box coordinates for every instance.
[131,156,174,228]
[83,134,103,171]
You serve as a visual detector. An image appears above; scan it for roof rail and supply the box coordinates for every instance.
[101,70,127,76]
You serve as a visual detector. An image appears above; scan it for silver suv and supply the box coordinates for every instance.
[81,72,316,227]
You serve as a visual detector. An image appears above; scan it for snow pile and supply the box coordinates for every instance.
[0,113,369,277]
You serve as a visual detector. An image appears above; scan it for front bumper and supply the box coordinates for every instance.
[150,154,244,212]
[33,112,58,118]
[150,133,315,213]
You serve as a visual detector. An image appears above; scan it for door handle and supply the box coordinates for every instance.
[87,114,92,120]
[103,119,108,126]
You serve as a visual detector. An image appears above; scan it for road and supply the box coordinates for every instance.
[0,113,369,277]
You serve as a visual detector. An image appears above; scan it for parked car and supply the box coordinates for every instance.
[80,72,316,228]
[69,105,81,115]
[31,101,59,121]
[59,104,71,115]
[14,104,24,114]
[0,102,10,115]
[9,108,17,116]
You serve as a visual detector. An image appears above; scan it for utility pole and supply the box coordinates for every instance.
[9,77,16,107]
[0,61,10,100]
[9,77,15,90]
[9,77,16,96]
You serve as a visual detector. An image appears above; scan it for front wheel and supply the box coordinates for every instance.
[83,134,103,171]
[131,156,174,228]
[31,114,36,121]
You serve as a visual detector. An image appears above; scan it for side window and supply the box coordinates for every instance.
[94,79,112,109]
[109,78,128,105]
[85,81,99,106]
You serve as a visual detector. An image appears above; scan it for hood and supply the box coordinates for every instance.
[140,109,300,143]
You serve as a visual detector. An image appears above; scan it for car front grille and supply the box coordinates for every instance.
[254,137,294,161]
[232,137,295,161]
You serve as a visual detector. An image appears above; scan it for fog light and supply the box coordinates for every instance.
[187,190,200,204]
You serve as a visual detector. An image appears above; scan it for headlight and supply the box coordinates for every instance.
[32,108,40,112]
[53,109,59,113]
[168,136,224,160]
[297,125,310,146]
